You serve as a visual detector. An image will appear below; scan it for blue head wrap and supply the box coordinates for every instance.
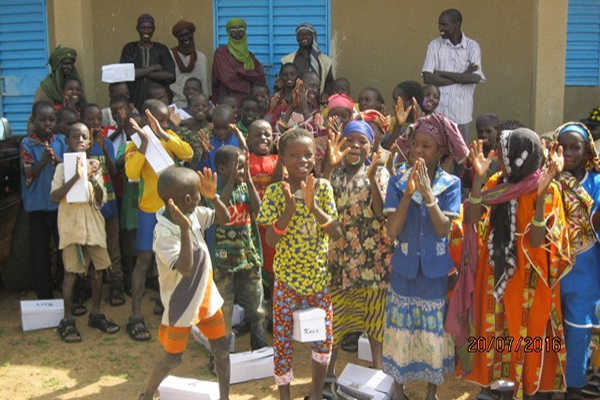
[343,120,374,144]
[559,123,590,142]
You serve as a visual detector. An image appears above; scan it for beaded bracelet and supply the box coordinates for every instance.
[272,220,288,235]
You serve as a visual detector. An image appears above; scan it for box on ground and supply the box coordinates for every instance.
[21,299,64,331]
[191,326,235,352]
[230,346,274,384]
[337,363,393,400]
[158,375,219,400]
[232,304,245,327]
[292,307,326,342]
[358,334,372,362]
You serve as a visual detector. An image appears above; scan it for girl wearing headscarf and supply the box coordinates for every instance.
[452,128,571,399]
[554,122,600,399]
[212,18,265,105]
[35,46,79,105]
[382,113,468,400]
[322,120,393,386]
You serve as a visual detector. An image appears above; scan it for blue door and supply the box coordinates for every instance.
[214,0,330,90]
[565,0,600,86]
[0,0,49,135]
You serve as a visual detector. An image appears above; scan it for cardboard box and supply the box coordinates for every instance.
[292,307,326,342]
[230,346,274,384]
[101,63,135,83]
[63,152,89,203]
[358,334,373,362]
[131,126,174,175]
[232,304,245,327]
[158,375,219,400]
[191,326,235,352]
[337,363,393,400]
[21,299,64,331]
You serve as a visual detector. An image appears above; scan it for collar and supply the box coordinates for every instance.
[395,166,457,205]
[443,32,468,48]
[29,132,55,145]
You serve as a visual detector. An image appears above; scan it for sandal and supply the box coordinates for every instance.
[109,286,125,306]
[127,317,151,341]
[57,319,82,343]
[341,332,360,353]
[322,376,337,399]
[72,303,88,317]
[88,313,120,334]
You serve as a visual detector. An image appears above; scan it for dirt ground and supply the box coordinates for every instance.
[0,289,479,400]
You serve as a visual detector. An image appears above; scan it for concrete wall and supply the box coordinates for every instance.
[564,87,600,122]
[47,0,570,132]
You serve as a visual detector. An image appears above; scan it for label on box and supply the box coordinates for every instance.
[292,307,326,342]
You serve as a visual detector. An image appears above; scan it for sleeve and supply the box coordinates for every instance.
[317,179,338,219]
[256,183,282,226]
[194,206,216,231]
[154,227,181,270]
[120,43,136,64]
[383,175,401,214]
[212,47,253,93]
[51,163,65,193]
[20,139,35,185]
[469,40,486,82]
[162,131,193,161]
[125,142,146,181]
[159,44,176,84]
[438,178,461,218]
[421,41,437,74]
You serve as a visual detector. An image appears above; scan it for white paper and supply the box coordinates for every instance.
[21,299,64,331]
[292,307,326,342]
[131,125,174,174]
[337,363,393,400]
[64,152,89,203]
[101,63,135,83]
[357,334,373,362]
[158,375,219,400]
[230,347,274,384]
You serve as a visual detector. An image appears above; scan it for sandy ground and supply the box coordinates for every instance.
[0,289,479,400]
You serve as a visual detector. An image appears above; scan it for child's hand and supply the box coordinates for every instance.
[414,158,433,199]
[197,167,218,200]
[75,156,84,179]
[465,62,479,73]
[42,142,57,164]
[197,129,213,153]
[327,129,349,168]
[146,109,169,141]
[87,159,100,178]
[537,142,563,197]
[229,123,248,151]
[368,151,381,181]
[394,98,414,126]
[406,163,417,195]
[168,105,182,127]
[129,117,149,145]
[167,198,192,230]
[327,116,343,139]
[469,140,494,179]
[281,181,296,210]
[291,79,305,108]
[410,97,422,120]
[300,174,316,211]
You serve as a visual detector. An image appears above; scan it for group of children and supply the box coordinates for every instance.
[20,60,600,400]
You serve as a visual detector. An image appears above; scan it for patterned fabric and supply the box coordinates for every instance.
[89,141,117,219]
[272,279,332,385]
[329,164,392,289]
[214,183,262,272]
[422,34,485,124]
[256,179,337,295]
[382,280,454,385]
[331,287,387,344]
[177,124,211,167]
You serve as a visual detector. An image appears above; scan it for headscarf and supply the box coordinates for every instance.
[137,13,155,26]
[343,120,374,144]
[412,113,469,163]
[39,45,79,105]
[446,128,544,350]
[296,23,321,77]
[172,20,195,36]
[554,122,600,256]
[226,18,254,70]
[327,93,354,111]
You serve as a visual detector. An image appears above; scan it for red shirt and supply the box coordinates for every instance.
[249,153,278,198]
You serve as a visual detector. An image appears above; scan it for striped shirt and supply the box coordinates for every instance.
[422,33,485,125]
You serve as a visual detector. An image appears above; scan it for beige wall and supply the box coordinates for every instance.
[564,87,600,122]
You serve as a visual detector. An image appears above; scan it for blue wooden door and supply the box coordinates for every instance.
[565,0,600,86]
[0,0,49,134]
[214,0,330,90]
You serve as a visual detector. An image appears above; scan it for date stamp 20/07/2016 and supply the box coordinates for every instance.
[467,336,563,353]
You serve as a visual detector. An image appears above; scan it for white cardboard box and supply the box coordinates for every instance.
[230,346,274,384]
[20,299,64,331]
[158,375,219,400]
[337,363,393,400]
[232,304,245,327]
[358,334,373,362]
[101,63,135,83]
[191,326,235,353]
[292,307,326,342]
[131,126,174,175]
[63,152,89,203]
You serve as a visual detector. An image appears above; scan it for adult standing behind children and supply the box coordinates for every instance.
[169,20,210,108]
[35,46,79,106]
[281,23,334,98]
[120,14,176,112]
[211,18,266,105]
[422,8,485,143]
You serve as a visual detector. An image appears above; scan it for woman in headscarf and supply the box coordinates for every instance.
[382,113,468,400]
[554,122,600,399]
[281,23,334,97]
[451,128,571,399]
[34,45,79,105]
[211,18,265,105]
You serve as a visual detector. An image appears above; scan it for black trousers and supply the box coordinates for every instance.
[28,210,59,299]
